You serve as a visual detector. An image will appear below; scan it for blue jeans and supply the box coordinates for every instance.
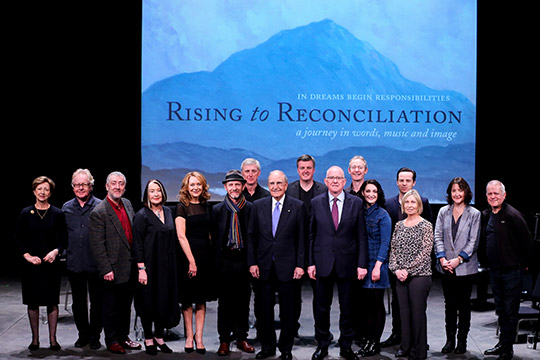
[490,268,522,345]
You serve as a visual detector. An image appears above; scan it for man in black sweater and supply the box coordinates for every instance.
[480,180,532,360]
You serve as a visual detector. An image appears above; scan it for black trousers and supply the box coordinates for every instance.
[217,257,252,343]
[314,268,354,349]
[395,276,431,360]
[441,273,474,340]
[490,268,522,345]
[257,263,296,353]
[67,270,103,341]
[356,288,386,342]
[101,279,134,346]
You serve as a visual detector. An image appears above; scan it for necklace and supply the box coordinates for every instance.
[36,208,49,220]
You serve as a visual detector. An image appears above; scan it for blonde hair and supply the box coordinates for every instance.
[178,171,210,206]
[401,189,423,215]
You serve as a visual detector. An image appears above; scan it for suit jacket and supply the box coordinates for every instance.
[434,204,481,276]
[385,194,433,227]
[309,191,368,279]
[247,195,306,282]
[211,199,252,265]
[89,197,134,284]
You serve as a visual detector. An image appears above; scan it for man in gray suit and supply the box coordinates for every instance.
[90,171,141,354]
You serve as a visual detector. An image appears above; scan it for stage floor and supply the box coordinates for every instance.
[0,276,537,359]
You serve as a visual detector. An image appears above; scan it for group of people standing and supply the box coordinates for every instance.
[16,154,532,360]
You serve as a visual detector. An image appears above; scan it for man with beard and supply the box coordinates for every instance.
[89,171,141,354]
[211,170,255,356]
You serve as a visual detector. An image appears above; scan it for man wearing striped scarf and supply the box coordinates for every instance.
[211,170,255,356]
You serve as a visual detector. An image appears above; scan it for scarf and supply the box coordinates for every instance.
[225,194,246,249]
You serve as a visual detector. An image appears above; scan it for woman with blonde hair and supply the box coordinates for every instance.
[389,189,433,360]
[175,172,212,354]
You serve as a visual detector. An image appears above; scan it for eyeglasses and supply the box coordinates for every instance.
[326,176,345,181]
[72,183,90,188]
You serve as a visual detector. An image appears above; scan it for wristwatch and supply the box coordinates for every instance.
[458,256,464,264]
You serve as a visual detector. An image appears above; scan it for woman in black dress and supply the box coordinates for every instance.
[16,176,67,351]
[133,179,180,355]
[175,171,212,354]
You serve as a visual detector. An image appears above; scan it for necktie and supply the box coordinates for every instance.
[272,201,280,236]
[332,197,339,230]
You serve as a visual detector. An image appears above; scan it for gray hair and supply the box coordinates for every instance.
[106,171,127,185]
[486,180,505,194]
[348,155,368,169]
[268,170,288,184]
[241,158,261,171]
[71,168,95,186]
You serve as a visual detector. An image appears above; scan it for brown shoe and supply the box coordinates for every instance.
[237,340,255,353]
[217,342,230,356]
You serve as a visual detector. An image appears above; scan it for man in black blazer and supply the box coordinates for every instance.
[382,167,432,348]
[308,166,368,360]
[285,154,327,334]
[89,171,141,354]
[248,170,306,360]
[211,170,255,356]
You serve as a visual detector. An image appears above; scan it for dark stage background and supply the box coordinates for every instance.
[4,2,537,277]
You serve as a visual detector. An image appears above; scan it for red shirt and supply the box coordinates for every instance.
[107,196,133,246]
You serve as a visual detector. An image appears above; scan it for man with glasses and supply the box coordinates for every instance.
[308,166,368,360]
[62,169,103,349]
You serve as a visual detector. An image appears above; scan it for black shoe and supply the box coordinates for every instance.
[89,338,101,350]
[75,337,89,348]
[49,342,61,351]
[361,340,380,357]
[340,347,359,360]
[395,347,409,358]
[256,349,276,359]
[381,333,401,348]
[312,346,329,360]
[145,342,158,356]
[497,345,513,360]
[441,339,455,353]
[454,340,466,354]
[155,339,173,353]
[281,351,293,360]
[484,342,503,356]
[28,342,39,351]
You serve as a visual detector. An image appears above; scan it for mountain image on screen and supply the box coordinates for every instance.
[142,19,475,202]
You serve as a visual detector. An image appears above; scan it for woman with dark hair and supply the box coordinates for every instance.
[133,179,180,355]
[434,177,480,354]
[17,176,66,351]
[356,179,391,357]
[175,172,212,354]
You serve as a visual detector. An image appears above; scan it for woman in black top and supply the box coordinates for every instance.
[175,171,212,354]
[16,176,66,351]
[133,179,180,355]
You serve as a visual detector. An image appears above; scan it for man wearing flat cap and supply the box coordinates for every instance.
[211,170,255,356]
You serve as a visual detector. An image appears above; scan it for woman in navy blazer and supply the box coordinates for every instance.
[434,177,480,355]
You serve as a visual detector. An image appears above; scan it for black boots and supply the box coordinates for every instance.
[441,331,467,355]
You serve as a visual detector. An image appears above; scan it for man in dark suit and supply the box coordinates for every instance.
[285,154,327,334]
[308,166,368,360]
[89,171,141,354]
[248,170,306,360]
[382,167,432,348]
[211,170,255,356]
